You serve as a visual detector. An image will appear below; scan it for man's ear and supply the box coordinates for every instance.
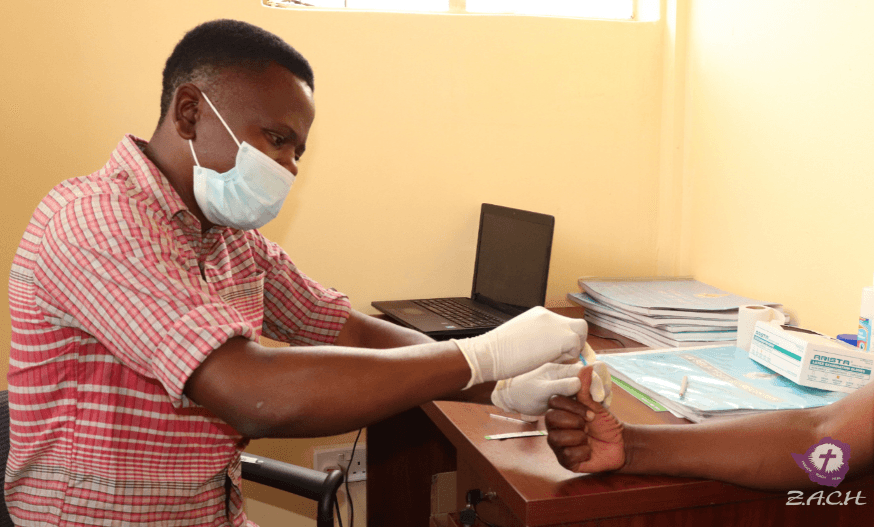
[172,84,202,140]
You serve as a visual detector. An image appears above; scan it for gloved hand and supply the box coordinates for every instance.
[581,343,613,408]
[491,362,585,415]
[452,306,586,390]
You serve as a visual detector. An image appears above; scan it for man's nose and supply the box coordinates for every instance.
[279,156,299,177]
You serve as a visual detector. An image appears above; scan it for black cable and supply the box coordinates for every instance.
[473,503,503,527]
[334,498,344,527]
[474,511,502,527]
[345,428,362,527]
[463,489,504,527]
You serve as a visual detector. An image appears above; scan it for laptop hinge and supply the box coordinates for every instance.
[472,293,528,317]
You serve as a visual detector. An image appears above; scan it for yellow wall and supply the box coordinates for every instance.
[0,1,665,372]
[0,1,665,524]
[683,0,874,336]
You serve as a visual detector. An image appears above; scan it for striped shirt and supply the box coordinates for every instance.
[6,135,351,526]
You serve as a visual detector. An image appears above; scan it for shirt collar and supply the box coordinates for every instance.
[111,134,194,225]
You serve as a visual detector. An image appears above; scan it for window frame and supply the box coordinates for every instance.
[261,0,658,22]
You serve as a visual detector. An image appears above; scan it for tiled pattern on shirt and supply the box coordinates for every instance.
[6,135,351,526]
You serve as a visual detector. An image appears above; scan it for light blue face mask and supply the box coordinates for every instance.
[189,92,295,230]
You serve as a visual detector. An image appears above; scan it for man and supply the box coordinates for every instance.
[6,20,585,526]
[546,364,874,490]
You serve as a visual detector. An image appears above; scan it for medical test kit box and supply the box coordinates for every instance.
[749,322,873,393]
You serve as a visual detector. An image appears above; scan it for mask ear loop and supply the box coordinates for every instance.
[189,140,201,167]
[200,92,242,148]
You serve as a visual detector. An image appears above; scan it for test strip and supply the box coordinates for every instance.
[485,430,547,440]
[489,413,533,424]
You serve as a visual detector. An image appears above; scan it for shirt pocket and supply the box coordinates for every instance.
[216,271,265,338]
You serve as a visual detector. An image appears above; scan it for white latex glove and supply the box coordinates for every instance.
[581,343,613,408]
[491,362,584,415]
[452,306,587,389]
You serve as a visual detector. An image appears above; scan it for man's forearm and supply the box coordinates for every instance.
[444,381,497,404]
[621,378,874,491]
[622,410,823,490]
[186,337,472,438]
[335,310,436,348]
[336,311,495,403]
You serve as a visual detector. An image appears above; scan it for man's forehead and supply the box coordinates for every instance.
[215,63,311,99]
[211,63,314,122]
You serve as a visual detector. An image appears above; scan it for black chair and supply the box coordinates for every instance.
[241,453,344,527]
[0,390,343,527]
[0,391,10,527]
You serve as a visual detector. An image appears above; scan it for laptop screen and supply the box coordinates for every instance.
[471,204,554,312]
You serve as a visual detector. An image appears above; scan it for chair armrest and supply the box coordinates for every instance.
[241,454,344,527]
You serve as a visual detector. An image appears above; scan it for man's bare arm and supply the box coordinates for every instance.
[333,310,434,349]
[184,335,471,438]
[186,307,586,437]
[620,378,874,489]
[547,368,874,490]
[334,310,496,403]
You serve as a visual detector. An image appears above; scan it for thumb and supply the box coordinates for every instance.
[590,371,606,403]
[590,363,613,408]
[581,342,597,365]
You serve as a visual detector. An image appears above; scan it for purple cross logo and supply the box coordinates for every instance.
[818,449,838,472]
[791,437,852,487]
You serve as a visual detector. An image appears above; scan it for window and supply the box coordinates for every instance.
[262,0,659,21]
[468,1,632,19]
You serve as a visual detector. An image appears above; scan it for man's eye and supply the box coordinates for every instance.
[267,132,285,147]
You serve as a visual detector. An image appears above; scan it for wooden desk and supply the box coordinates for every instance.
[429,395,873,526]
[365,309,640,525]
[366,309,874,526]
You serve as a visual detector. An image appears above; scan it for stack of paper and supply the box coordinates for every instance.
[599,345,847,422]
[568,277,784,348]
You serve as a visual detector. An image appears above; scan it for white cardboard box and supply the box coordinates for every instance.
[749,322,873,393]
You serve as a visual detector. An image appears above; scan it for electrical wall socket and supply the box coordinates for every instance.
[313,445,367,482]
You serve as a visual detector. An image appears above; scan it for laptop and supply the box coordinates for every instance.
[372,203,555,339]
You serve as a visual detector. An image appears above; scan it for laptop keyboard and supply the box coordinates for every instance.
[412,298,504,328]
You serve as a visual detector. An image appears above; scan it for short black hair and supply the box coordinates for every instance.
[159,19,314,122]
